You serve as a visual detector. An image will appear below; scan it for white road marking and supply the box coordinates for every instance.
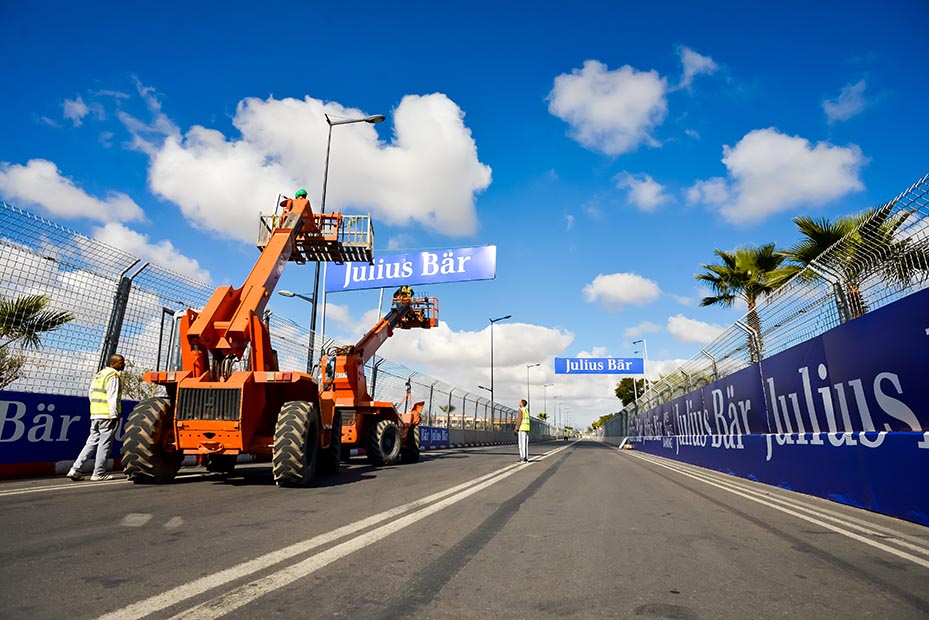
[621,450,929,570]
[119,513,153,527]
[631,451,929,557]
[98,443,570,620]
[164,516,184,529]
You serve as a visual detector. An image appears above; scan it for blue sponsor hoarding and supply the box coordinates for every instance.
[554,357,643,375]
[620,286,929,527]
[628,286,929,437]
[419,426,449,450]
[326,245,496,293]
[0,392,137,464]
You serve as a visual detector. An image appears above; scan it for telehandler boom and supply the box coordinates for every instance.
[319,295,438,465]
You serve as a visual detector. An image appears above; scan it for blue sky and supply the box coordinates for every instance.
[2,1,927,428]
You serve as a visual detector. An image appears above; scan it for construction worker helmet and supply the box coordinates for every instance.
[295,188,308,198]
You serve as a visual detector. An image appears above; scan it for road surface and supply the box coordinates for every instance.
[1,440,927,619]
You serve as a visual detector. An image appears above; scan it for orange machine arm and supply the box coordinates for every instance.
[185,198,315,366]
[321,297,437,401]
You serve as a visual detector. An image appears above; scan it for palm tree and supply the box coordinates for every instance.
[0,294,74,388]
[773,204,929,319]
[696,243,786,363]
[0,294,75,350]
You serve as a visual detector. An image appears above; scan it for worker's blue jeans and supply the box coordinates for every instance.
[518,430,529,460]
[71,418,118,477]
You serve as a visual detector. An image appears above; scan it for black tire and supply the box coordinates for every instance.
[121,397,183,484]
[365,419,401,465]
[204,454,237,474]
[273,401,320,487]
[400,424,420,463]
[317,411,342,475]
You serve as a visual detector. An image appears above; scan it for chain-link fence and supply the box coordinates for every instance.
[0,201,520,429]
[607,172,929,430]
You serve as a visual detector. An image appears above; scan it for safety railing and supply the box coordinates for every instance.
[605,171,929,433]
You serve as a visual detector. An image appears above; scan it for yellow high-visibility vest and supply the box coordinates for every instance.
[518,407,531,432]
[89,367,121,418]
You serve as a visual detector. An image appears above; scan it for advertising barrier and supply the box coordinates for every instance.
[0,395,477,477]
[620,286,929,526]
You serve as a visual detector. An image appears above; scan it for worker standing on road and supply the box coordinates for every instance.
[66,354,125,481]
[517,399,531,462]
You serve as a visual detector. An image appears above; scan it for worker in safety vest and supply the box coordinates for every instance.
[516,399,531,463]
[392,284,414,305]
[66,354,125,481]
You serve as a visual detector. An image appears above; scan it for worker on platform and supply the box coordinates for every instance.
[280,188,312,217]
[392,284,414,305]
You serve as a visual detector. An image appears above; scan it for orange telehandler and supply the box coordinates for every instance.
[121,196,385,487]
[319,295,438,466]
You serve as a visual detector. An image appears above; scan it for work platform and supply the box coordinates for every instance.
[257,212,374,264]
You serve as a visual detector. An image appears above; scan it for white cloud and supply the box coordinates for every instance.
[63,95,90,127]
[92,222,210,281]
[548,60,668,156]
[677,47,719,90]
[686,177,729,205]
[644,358,692,383]
[616,172,671,212]
[379,320,574,402]
[823,79,868,124]
[121,85,491,243]
[322,303,354,332]
[0,159,145,223]
[624,321,661,339]
[582,273,661,311]
[386,234,415,251]
[688,128,866,224]
[666,314,725,345]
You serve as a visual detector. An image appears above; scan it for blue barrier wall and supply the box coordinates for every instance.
[620,286,929,526]
[0,392,135,468]
[0,389,456,475]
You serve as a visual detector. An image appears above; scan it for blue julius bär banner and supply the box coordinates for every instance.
[0,391,137,465]
[419,426,449,449]
[325,246,497,293]
[554,357,643,374]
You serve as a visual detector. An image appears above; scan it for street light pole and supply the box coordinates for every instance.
[633,338,651,394]
[308,113,386,371]
[279,290,315,373]
[525,362,540,411]
[488,314,512,412]
[542,383,553,420]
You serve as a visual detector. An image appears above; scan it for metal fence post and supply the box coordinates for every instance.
[701,349,718,381]
[427,382,436,426]
[734,319,763,364]
[99,260,146,370]
[808,261,852,324]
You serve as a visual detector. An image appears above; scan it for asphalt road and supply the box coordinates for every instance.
[1,440,928,619]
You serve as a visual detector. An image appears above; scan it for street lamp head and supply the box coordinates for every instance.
[632,339,643,345]
[527,362,541,369]
[490,314,512,323]
[279,290,296,297]
[365,115,386,124]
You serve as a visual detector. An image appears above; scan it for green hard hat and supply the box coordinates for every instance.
[295,188,308,198]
